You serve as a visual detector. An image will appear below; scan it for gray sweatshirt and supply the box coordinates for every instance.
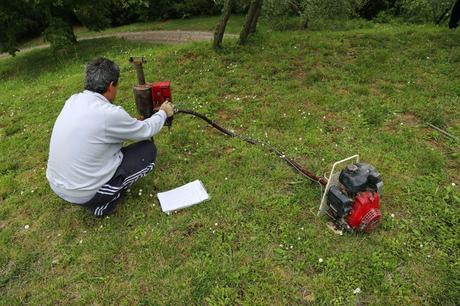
[46,90,167,204]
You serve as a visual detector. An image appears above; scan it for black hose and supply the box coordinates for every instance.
[175,109,328,186]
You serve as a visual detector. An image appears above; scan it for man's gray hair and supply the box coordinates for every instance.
[84,57,120,94]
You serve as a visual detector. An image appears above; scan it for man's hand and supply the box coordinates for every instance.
[160,101,175,118]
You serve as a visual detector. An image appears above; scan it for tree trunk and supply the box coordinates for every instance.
[449,0,460,29]
[249,1,263,34]
[213,0,234,49]
[238,0,263,45]
[301,15,309,29]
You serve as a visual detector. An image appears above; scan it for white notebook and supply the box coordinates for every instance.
[157,180,210,214]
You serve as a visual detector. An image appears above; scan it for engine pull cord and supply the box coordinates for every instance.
[175,109,328,186]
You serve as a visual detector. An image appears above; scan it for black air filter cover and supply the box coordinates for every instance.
[339,163,382,194]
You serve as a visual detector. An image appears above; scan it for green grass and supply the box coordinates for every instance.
[1,20,459,305]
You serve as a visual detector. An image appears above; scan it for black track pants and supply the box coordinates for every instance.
[81,140,157,217]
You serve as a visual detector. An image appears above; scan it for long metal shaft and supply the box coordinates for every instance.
[175,109,328,186]
[129,57,146,85]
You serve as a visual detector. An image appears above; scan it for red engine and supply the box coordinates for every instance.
[347,191,381,233]
[326,163,383,233]
[151,81,172,110]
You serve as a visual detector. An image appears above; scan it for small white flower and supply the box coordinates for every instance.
[301,227,304,230]
[298,237,301,240]
[353,288,361,294]
[318,258,323,263]
[24,225,29,230]
[214,223,218,226]
[420,243,423,248]
[79,240,83,244]
[225,177,228,180]
[290,245,293,249]
[391,213,395,218]
[149,194,153,197]
[452,182,456,186]
[280,244,283,247]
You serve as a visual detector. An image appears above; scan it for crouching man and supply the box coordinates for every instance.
[46,57,174,217]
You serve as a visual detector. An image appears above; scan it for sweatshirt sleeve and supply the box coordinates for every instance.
[104,105,167,142]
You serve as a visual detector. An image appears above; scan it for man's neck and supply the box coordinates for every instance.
[102,92,113,103]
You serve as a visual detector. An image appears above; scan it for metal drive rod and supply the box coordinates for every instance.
[175,109,328,186]
[129,56,146,85]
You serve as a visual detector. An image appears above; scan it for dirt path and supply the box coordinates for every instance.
[0,30,236,59]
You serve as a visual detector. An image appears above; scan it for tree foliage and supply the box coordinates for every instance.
[0,1,46,55]
[1,0,457,56]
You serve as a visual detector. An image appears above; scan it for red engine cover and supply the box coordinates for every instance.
[151,81,172,109]
[346,191,381,233]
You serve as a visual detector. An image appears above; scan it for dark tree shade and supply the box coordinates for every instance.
[358,0,397,20]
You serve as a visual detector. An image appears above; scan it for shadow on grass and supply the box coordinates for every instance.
[0,38,157,81]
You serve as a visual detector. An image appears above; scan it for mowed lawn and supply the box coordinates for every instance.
[0,19,459,305]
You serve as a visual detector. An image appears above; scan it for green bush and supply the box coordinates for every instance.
[262,0,367,30]
[396,0,453,23]
[43,17,77,52]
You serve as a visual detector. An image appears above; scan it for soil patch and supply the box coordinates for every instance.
[0,30,237,59]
